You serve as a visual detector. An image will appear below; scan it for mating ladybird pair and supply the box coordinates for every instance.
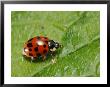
[22,36,61,61]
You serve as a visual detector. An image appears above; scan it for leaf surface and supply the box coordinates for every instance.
[11,11,100,77]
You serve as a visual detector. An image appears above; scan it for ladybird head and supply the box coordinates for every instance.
[48,40,61,52]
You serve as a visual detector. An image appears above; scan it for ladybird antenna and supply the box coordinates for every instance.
[59,43,63,48]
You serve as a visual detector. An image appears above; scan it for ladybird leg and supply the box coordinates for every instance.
[50,52,57,64]
[31,57,34,60]
[50,51,55,56]
[42,55,46,61]
[51,58,56,64]
[31,57,35,62]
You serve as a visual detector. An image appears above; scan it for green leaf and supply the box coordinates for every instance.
[33,39,100,77]
[11,11,100,77]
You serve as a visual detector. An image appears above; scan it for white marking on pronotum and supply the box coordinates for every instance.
[50,47,56,51]
[48,42,50,45]
[37,40,44,45]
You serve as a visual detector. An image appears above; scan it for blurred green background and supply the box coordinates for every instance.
[11,11,100,77]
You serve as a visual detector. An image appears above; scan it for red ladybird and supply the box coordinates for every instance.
[22,36,60,61]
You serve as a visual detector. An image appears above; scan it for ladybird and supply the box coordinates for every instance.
[22,36,60,61]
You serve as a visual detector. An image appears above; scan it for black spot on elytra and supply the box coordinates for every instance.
[44,37,47,39]
[37,36,40,40]
[43,50,47,54]
[43,45,46,48]
[34,47,38,52]
[29,48,32,51]
[37,53,41,57]
[28,38,33,42]
[29,53,33,56]
[45,41,48,44]
[27,43,33,47]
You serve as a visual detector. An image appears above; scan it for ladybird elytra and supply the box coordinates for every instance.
[22,36,60,61]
